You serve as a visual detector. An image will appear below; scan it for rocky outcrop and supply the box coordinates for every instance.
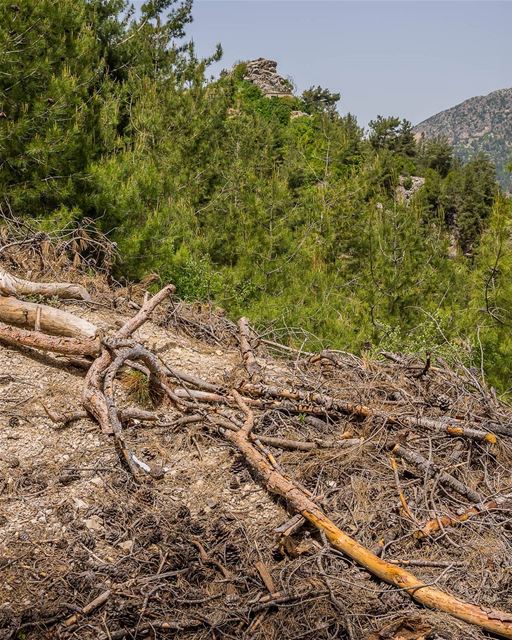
[290,110,310,119]
[396,175,425,205]
[243,58,294,98]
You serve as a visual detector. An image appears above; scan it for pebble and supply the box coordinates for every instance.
[85,515,103,531]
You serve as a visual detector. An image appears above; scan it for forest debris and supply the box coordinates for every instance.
[0,267,91,301]
[62,589,112,627]
[368,617,432,640]
[389,455,417,523]
[2,271,512,639]
[222,409,512,637]
[416,492,512,538]
[238,316,262,380]
[274,514,306,537]
[255,560,277,595]
[239,382,497,443]
[392,444,483,504]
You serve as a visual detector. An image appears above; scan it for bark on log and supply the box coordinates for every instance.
[0,296,98,339]
[222,427,512,638]
[239,382,497,443]
[416,492,512,539]
[0,268,90,300]
[0,321,100,357]
[392,444,483,504]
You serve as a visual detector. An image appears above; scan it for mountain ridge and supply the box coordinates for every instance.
[413,87,512,190]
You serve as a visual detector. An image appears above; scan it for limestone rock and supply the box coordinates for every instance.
[396,175,425,205]
[242,58,293,98]
[290,110,310,120]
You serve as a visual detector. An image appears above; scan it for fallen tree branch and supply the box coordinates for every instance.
[416,492,512,539]
[0,267,91,300]
[221,424,512,638]
[62,589,111,627]
[0,296,98,339]
[83,284,175,434]
[0,321,100,357]
[392,444,483,504]
[239,382,497,443]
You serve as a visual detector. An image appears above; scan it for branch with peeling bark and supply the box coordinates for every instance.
[392,443,483,504]
[416,492,512,539]
[238,316,262,381]
[0,296,98,339]
[83,284,175,434]
[0,321,100,357]
[220,416,512,638]
[239,382,497,443]
[0,267,91,300]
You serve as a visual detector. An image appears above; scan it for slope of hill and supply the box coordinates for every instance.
[1,239,512,638]
[414,88,512,190]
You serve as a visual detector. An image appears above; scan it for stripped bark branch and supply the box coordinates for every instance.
[416,492,512,539]
[0,267,91,300]
[392,444,483,504]
[221,425,512,638]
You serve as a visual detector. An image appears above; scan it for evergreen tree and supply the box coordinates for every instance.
[0,0,509,392]
[301,85,341,116]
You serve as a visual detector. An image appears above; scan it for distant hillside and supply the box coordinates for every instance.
[414,88,512,191]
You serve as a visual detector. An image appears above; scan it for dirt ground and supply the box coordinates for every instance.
[1,297,512,640]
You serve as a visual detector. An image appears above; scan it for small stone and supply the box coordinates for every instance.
[73,497,89,510]
[84,515,103,531]
[118,540,134,553]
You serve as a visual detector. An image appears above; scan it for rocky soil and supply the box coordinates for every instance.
[1,287,512,639]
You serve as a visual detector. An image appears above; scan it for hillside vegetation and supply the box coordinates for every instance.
[414,87,512,192]
[1,0,512,392]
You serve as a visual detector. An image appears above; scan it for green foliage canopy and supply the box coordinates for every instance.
[1,0,511,393]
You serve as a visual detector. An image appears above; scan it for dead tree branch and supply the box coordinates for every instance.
[221,421,512,638]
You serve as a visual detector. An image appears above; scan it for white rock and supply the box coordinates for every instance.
[84,515,103,531]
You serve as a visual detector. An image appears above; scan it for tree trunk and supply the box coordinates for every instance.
[0,296,98,339]
[0,267,91,300]
[0,321,100,357]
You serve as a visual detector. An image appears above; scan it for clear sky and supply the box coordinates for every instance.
[179,0,512,128]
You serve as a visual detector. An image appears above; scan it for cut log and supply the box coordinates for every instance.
[0,267,90,300]
[222,426,512,638]
[0,321,100,357]
[0,296,98,339]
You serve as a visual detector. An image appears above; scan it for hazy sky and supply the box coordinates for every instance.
[180,0,512,128]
